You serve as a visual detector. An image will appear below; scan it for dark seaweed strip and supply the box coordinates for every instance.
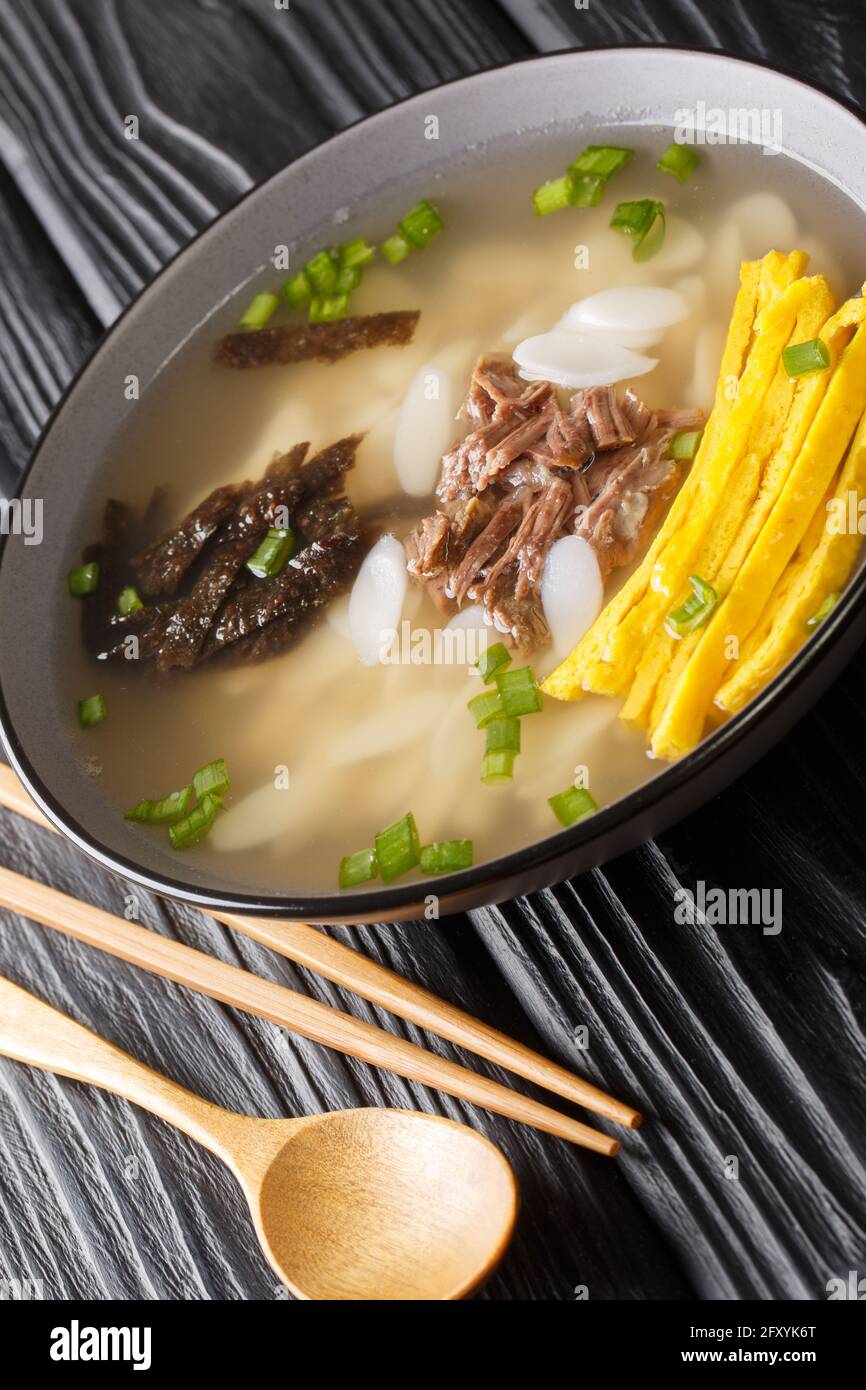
[131,483,241,596]
[215,310,420,368]
[206,533,364,666]
[153,441,311,671]
[203,497,361,655]
[80,498,130,655]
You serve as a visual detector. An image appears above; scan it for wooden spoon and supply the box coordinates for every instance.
[0,973,518,1300]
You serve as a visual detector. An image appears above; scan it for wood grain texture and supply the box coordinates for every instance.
[0,0,864,1301]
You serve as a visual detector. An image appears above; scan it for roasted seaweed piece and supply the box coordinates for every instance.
[100,435,364,672]
[80,498,130,656]
[202,491,362,657]
[152,441,312,671]
[216,311,420,369]
[131,484,241,596]
[206,533,364,665]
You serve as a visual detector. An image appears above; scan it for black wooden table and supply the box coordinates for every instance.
[1,0,864,1302]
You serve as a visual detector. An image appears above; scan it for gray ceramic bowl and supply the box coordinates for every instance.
[2,46,866,923]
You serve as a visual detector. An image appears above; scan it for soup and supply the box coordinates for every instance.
[60,131,866,895]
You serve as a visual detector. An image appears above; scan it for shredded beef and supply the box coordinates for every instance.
[408,354,702,657]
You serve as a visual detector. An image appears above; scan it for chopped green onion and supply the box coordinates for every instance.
[381,232,412,264]
[283,270,312,310]
[374,812,420,883]
[125,786,195,824]
[335,264,362,294]
[570,145,634,178]
[192,757,230,800]
[806,592,840,629]
[481,749,517,784]
[339,237,376,269]
[485,717,521,755]
[549,786,598,827]
[246,527,296,579]
[77,694,107,728]
[670,429,703,461]
[532,174,573,217]
[656,142,699,182]
[467,689,506,728]
[117,586,143,616]
[476,641,511,683]
[339,847,378,888]
[399,199,444,249]
[666,574,717,637]
[568,172,606,207]
[610,199,666,261]
[308,293,350,323]
[495,666,542,717]
[67,562,99,597]
[304,248,339,295]
[782,338,830,377]
[169,793,221,850]
[419,840,473,874]
[238,292,280,330]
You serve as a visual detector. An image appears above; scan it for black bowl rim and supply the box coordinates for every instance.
[1,42,865,921]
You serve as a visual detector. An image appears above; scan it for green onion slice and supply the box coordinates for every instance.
[192,757,230,800]
[656,142,699,182]
[399,200,444,249]
[570,145,634,178]
[666,574,718,637]
[169,794,222,851]
[419,840,473,874]
[374,812,420,884]
[670,429,703,461]
[381,232,412,265]
[246,527,296,579]
[304,248,339,295]
[548,786,599,827]
[782,338,830,377]
[339,237,376,269]
[532,174,573,217]
[68,562,100,597]
[125,786,195,824]
[476,641,511,683]
[117,586,143,615]
[238,292,280,330]
[283,270,312,310]
[339,847,378,889]
[610,199,666,262]
[806,592,840,629]
[308,293,349,323]
[568,172,606,207]
[335,264,362,294]
[467,690,506,728]
[485,717,521,755]
[495,666,542,717]
[481,749,517,785]
[78,694,107,728]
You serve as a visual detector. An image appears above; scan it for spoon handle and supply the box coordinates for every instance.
[0,972,236,1158]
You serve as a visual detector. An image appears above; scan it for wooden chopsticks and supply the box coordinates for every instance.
[0,762,641,1148]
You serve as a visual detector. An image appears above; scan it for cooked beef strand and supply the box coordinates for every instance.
[408,356,702,656]
[216,311,420,369]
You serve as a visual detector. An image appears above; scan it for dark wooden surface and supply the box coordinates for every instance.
[1,0,865,1302]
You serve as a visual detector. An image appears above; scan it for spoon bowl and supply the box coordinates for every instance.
[247,1109,518,1300]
